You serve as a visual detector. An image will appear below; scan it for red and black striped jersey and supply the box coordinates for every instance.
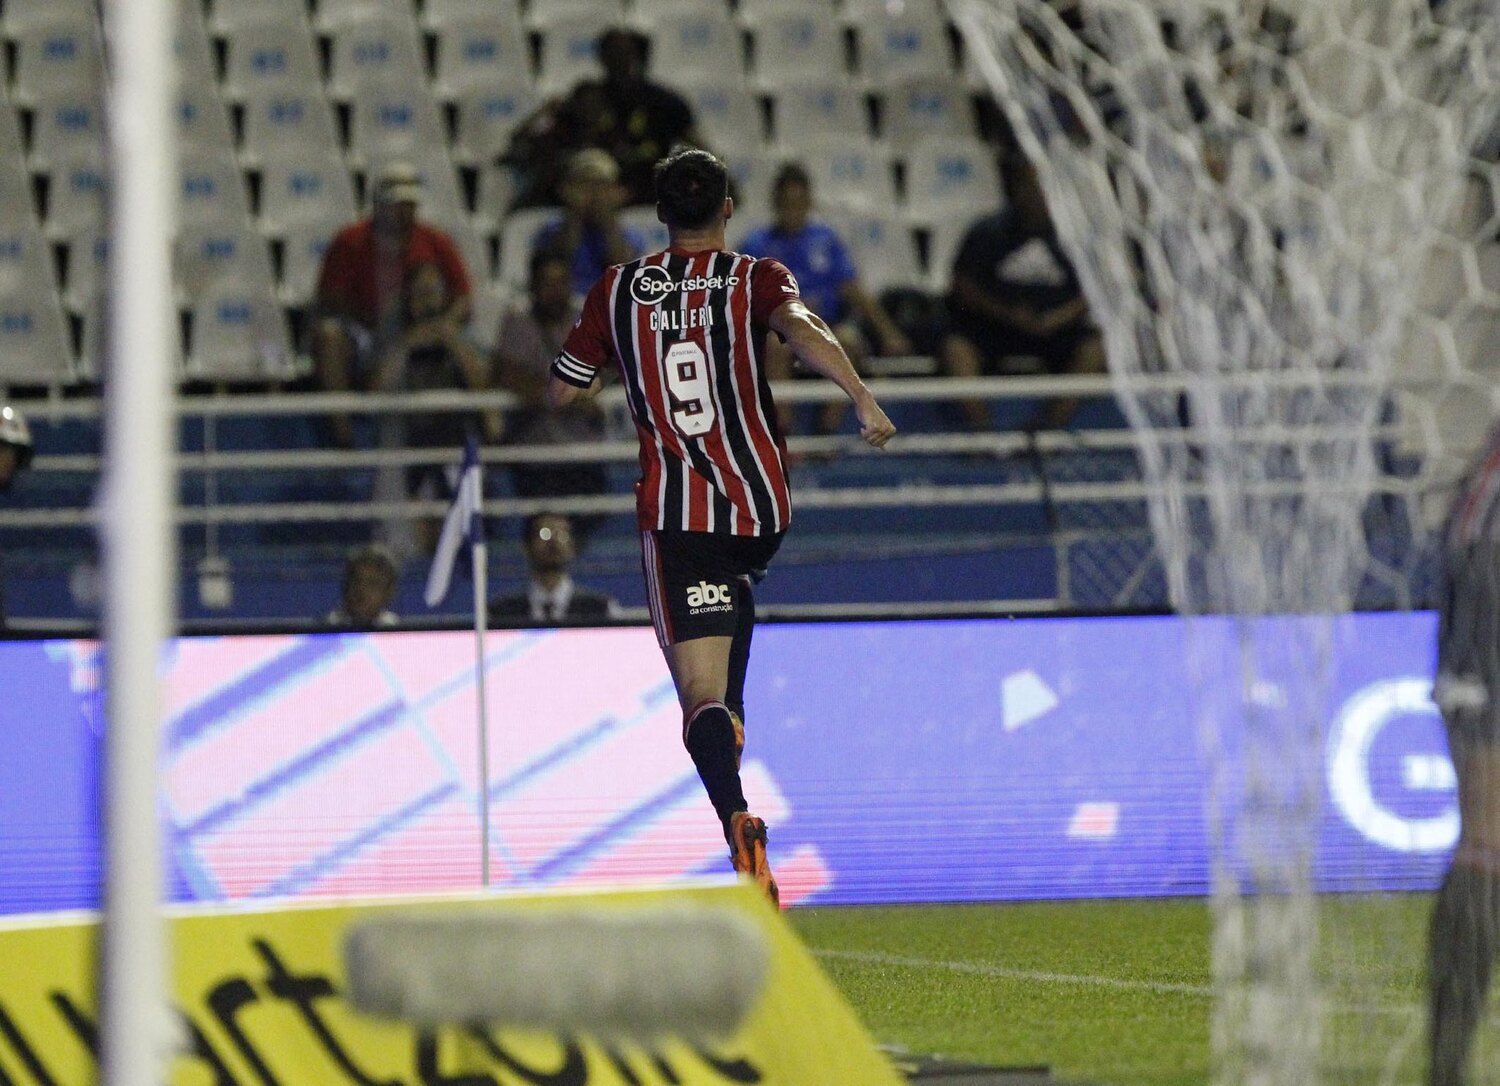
[551,246,798,536]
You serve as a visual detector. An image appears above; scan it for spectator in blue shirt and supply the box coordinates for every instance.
[739,163,911,436]
[533,149,646,298]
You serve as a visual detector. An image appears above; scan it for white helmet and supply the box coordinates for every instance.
[0,403,34,468]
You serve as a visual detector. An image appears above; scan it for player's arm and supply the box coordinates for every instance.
[545,276,615,409]
[546,370,608,408]
[769,299,896,449]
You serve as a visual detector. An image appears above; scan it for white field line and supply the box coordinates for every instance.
[811,947,1458,1020]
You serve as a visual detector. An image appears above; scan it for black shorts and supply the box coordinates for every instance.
[641,529,784,648]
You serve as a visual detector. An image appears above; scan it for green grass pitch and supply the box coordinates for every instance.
[790,895,1500,1086]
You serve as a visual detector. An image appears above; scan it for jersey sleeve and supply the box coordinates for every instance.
[551,275,614,387]
[750,257,801,325]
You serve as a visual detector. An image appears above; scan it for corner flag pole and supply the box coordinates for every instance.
[471,492,491,888]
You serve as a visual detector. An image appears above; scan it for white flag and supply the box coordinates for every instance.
[423,438,484,607]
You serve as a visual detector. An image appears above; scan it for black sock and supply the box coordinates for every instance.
[683,701,747,841]
[725,578,755,725]
[1429,863,1499,1086]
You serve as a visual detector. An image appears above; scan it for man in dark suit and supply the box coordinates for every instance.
[489,512,621,625]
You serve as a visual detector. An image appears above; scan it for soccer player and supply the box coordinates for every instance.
[545,148,896,905]
[1429,424,1500,1086]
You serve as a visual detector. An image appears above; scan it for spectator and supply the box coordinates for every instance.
[311,162,474,447]
[739,163,912,436]
[941,155,1105,432]
[533,149,646,298]
[584,29,699,206]
[372,262,500,555]
[493,249,609,516]
[488,513,620,624]
[328,544,400,628]
[0,403,34,629]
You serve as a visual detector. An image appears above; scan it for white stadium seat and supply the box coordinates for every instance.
[42,143,109,237]
[175,5,222,92]
[433,15,534,98]
[902,134,1000,226]
[61,227,107,311]
[0,221,73,382]
[798,133,896,214]
[188,281,296,381]
[315,0,412,32]
[2,0,96,36]
[642,11,744,85]
[497,205,562,289]
[240,88,344,162]
[841,0,947,24]
[737,0,838,28]
[222,18,325,100]
[723,146,785,222]
[679,79,765,150]
[328,11,428,100]
[824,208,923,293]
[178,149,254,229]
[177,82,238,156]
[424,0,524,31]
[9,12,106,105]
[258,152,359,237]
[279,216,348,305]
[346,81,450,167]
[452,81,540,166]
[771,80,870,150]
[750,10,848,89]
[880,76,977,146]
[208,0,309,35]
[176,218,279,307]
[856,13,954,86]
[26,88,106,173]
[527,0,626,31]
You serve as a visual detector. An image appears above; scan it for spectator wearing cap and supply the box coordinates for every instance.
[532,149,646,298]
[328,544,400,628]
[0,403,34,628]
[311,163,474,447]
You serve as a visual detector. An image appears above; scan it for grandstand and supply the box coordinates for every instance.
[0,0,1490,626]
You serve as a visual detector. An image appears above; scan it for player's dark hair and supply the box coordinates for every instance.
[654,148,729,231]
[772,162,811,198]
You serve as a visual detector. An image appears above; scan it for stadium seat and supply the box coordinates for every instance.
[0,221,74,382]
[278,216,345,305]
[678,79,765,151]
[41,143,109,238]
[855,13,954,86]
[497,205,562,289]
[770,80,870,150]
[221,17,325,100]
[880,76,977,146]
[8,11,107,105]
[723,146,784,222]
[314,0,412,32]
[423,0,524,31]
[902,134,1000,226]
[240,88,344,164]
[467,279,509,352]
[535,11,616,96]
[641,11,744,86]
[824,208,923,293]
[176,218,279,307]
[327,10,428,100]
[841,0,947,25]
[175,4,222,92]
[258,151,359,236]
[26,87,106,173]
[474,161,520,229]
[452,81,539,166]
[0,99,36,226]
[177,81,238,156]
[750,10,848,88]
[1,0,96,36]
[178,149,254,229]
[433,14,533,98]
[737,0,838,28]
[187,281,296,382]
[346,80,450,167]
[207,0,310,35]
[798,133,896,213]
[631,0,721,25]
[526,0,626,31]
[61,226,107,312]
[924,211,993,293]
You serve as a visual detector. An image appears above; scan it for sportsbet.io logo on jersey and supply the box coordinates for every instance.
[686,580,734,615]
[631,266,741,331]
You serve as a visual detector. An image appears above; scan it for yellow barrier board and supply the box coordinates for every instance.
[0,881,902,1085]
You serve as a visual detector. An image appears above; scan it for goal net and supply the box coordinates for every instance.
[948,0,1500,1082]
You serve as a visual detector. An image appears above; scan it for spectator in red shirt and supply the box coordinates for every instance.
[311,162,474,447]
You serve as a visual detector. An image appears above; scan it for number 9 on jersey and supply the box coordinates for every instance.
[664,341,717,438]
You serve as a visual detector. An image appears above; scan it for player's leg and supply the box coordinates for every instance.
[1428,733,1500,1086]
[724,576,755,768]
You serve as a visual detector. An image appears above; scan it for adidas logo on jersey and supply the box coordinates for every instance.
[631,266,741,306]
[686,580,734,612]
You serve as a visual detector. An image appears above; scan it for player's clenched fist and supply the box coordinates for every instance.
[856,396,897,449]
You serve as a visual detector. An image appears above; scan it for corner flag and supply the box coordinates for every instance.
[423,438,484,607]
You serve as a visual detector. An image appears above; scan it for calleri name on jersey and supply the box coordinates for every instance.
[551,249,798,536]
